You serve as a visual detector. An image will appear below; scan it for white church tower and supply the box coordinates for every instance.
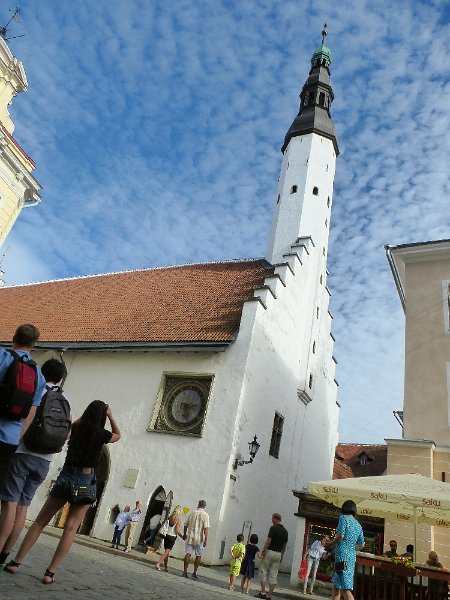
[266,26,339,410]
[267,26,338,264]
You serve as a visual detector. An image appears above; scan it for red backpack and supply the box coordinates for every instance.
[0,349,38,420]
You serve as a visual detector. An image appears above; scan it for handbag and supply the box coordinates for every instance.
[156,519,169,539]
[70,480,96,505]
[298,558,308,579]
[335,560,347,573]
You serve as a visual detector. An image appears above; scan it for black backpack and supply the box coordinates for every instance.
[22,385,71,453]
[0,349,38,420]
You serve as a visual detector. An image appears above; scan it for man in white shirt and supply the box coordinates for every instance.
[124,500,142,552]
[182,499,209,581]
[0,359,68,566]
[303,536,329,595]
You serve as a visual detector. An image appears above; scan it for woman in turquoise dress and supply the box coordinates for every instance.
[328,500,365,600]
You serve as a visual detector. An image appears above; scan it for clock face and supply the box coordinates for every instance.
[168,388,203,427]
[152,376,213,436]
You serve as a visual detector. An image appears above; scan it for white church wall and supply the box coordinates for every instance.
[215,238,339,570]
[28,314,257,563]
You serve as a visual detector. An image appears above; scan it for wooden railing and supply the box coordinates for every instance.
[354,555,450,600]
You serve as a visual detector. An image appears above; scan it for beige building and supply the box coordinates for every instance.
[0,36,41,247]
[385,240,450,564]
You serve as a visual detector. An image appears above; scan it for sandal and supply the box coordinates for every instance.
[43,569,55,584]
[4,560,20,574]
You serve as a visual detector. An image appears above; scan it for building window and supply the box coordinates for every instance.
[313,187,319,196]
[312,341,316,353]
[360,454,368,466]
[269,412,284,459]
[290,185,298,194]
[323,247,326,256]
[327,196,331,207]
[308,374,313,389]
[316,307,319,319]
[277,194,280,204]
[319,92,325,107]
[325,218,328,227]
[149,374,213,437]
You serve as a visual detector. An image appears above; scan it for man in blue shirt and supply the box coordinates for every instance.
[0,324,46,483]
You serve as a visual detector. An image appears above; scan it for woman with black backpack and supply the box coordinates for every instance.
[5,400,120,584]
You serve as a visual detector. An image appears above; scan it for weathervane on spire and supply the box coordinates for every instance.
[321,23,328,46]
[0,7,24,42]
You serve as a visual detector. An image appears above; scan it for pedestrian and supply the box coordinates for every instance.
[401,544,414,559]
[257,512,288,599]
[240,533,261,595]
[0,359,69,566]
[4,400,121,584]
[155,505,182,572]
[111,505,130,549]
[229,533,246,591]
[303,536,329,595]
[182,499,209,581]
[0,324,46,484]
[426,551,447,600]
[124,500,142,553]
[383,539,398,557]
[327,499,365,600]
[143,512,162,548]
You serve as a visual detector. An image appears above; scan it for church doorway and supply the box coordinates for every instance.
[139,486,169,544]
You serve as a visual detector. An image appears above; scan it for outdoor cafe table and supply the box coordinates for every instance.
[354,554,450,600]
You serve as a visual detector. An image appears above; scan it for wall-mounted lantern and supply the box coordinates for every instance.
[233,435,261,470]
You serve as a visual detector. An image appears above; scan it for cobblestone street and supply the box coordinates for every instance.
[0,528,327,600]
[0,533,238,600]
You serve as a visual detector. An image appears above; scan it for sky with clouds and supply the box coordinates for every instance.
[1,0,449,444]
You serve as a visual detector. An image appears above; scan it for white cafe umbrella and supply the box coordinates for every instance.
[308,473,450,560]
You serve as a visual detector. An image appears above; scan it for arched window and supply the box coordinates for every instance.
[290,185,298,194]
[319,92,325,107]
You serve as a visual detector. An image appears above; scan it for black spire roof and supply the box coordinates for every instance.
[281,29,339,155]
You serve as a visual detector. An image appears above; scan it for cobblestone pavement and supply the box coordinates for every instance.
[0,533,241,599]
[0,529,328,599]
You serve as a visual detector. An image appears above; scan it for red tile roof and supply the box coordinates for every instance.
[333,443,387,479]
[0,259,273,346]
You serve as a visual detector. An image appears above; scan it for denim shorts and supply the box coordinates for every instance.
[0,453,50,506]
[49,464,96,504]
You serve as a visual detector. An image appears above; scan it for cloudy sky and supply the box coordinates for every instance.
[2,0,449,443]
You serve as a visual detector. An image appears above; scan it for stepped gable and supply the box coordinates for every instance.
[0,259,273,345]
[333,443,387,479]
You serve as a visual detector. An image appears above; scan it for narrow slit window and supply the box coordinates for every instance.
[319,92,325,107]
[316,307,319,319]
[327,196,331,208]
[312,341,316,354]
[277,194,280,204]
[269,413,284,459]
[308,374,313,389]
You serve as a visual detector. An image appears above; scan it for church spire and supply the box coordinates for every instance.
[281,26,339,155]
